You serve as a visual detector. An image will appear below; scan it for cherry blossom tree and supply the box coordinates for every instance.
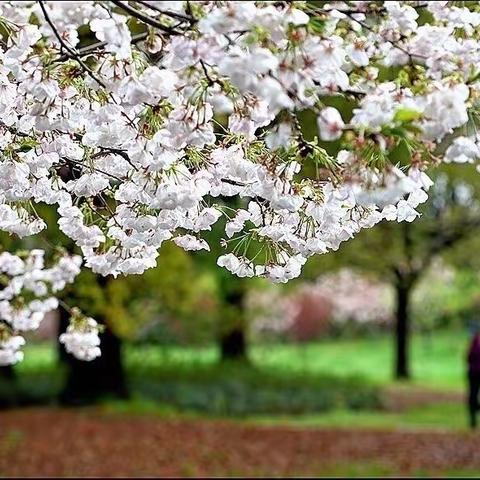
[248,269,392,343]
[0,0,480,364]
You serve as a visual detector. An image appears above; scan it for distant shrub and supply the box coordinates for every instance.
[128,362,381,416]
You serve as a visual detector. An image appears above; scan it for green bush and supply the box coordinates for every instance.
[128,361,381,416]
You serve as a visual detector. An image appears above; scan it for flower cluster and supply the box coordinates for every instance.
[0,249,89,364]
[0,333,25,366]
[0,0,478,285]
[59,312,101,361]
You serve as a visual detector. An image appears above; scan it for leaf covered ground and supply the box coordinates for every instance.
[1,408,480,477]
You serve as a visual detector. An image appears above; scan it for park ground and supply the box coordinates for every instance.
[1,330,480,477]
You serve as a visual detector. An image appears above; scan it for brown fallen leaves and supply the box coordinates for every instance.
[0,408,479,477]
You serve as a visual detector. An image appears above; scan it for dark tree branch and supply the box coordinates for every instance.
[419,218,480,271]
[57,32,149,63]
[132,0,196,24]
[221,178,249,187]
[93,147,139,172]
[60,157,124,182]
[110,0,183,35]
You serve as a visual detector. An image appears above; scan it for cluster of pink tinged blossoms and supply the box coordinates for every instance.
[0,0,479,363]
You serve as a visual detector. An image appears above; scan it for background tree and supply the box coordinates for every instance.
[304,165,480,379]
[195,209,260,362]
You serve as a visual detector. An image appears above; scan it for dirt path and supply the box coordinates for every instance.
[1,409,480,477]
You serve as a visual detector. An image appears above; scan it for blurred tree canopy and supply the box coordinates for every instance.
[69,242,218,344]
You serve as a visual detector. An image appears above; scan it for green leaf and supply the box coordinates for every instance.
[394,108,422,123]
[308,17,326,34]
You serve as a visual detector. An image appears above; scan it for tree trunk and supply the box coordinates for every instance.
[220,288,248,362]
[394,281,412,380]
[0,366,14,380]
[58,305,128,405]
[0,366,17,407]
[220,327,247,361]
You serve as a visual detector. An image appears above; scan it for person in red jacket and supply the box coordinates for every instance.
[467,332,480,428]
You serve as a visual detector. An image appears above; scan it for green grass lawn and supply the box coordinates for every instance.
[248,402,468,431]
[18,328,467,391]
[98,398,469,432]
[126,328,468,391]
[253,330,466,390]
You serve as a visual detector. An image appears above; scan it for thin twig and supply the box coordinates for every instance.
[61,157,124,182]
[132,0,196,24]
[57,32,149,62]
[110,0,182,35]
[199,59,215,86]
[38,0,107,88]
[94,147,139,171]
[342,10,427,62]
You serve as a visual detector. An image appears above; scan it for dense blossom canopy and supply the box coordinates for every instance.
[0,0,479,362]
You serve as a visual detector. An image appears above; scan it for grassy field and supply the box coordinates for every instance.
[252,329,466,390]
[18,328,467,390]
[136,329,463,388]
[249,402,468,431]
[129,329,467,390]
[98,398,468,432]
[7,328,467,418]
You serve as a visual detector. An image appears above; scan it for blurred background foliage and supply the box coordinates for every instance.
[70,243,219,344]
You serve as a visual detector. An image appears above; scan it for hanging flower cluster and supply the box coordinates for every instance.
[0,249,85,365]
[0,1,478,338]
[59,309,101,361]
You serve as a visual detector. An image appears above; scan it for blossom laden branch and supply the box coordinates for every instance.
[38,0,108,89]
